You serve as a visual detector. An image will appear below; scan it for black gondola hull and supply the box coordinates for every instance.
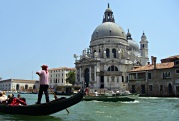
[0,90,84,116]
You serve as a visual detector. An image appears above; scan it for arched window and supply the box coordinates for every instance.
[108,66,111,71]
[25,85,28,89]
[99,49,101,57]
[93,50,96,57]
[33,85,36,89]
[16,84,19,91]
[107,66,118,71]
[111,66,114,71]
[106,48,110,58]
[112,48,116,58]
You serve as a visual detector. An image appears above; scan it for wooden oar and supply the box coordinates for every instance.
[49,88,70,114]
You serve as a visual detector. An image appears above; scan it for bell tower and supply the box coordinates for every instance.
[140,32,148,58]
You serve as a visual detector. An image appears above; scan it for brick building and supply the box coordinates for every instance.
[128,55,179,97]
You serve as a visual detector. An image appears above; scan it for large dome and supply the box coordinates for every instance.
[91,22,127,41]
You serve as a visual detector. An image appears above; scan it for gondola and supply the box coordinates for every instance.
[0,89,84,116]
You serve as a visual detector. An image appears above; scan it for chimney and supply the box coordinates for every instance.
[153,56,157,69]
[151,56,154,65]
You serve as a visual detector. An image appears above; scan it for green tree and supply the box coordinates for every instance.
[66,71,75,85]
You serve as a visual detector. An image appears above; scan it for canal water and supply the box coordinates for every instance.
[0,94,178,121]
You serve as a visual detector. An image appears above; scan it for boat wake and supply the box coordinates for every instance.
[121,100,139,104]
[139,97,179,100]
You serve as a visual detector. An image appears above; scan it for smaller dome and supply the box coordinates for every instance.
[128,39,139,52]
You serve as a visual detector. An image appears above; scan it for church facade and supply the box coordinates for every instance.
[74,4,149,91]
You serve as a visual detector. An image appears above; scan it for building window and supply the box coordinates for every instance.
[138,72,145,79]
[106,48,110,58]
[149,85,152,91]
[93,50,96,58]
[175,69,179,74]
[148,73,152,79]
[175,60,179,65]
[160,85,163,92]
[107,66,118,71]
[131,85,136,93]
[25,85,28,89]
[112,48,116,58]
[122,76,124,82]
[129,73,136,80]
[162,72,171,78]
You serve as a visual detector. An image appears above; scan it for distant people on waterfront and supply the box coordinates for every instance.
[116,90,120,96]
[36,64,50,104]
[85,87,89,96]
[111,90,116,96]
[94,90,98,96]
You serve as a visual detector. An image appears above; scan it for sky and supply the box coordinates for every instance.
[0,0,179,80]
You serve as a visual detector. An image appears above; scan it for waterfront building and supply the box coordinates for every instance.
[128,55,179,96]
[48,67,75,89]
[74,4,149,91]
[0,79,38,92]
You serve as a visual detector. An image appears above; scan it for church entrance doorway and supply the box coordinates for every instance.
[84,68,89,88]
[100,76,104,88]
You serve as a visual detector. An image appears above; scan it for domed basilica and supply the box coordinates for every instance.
[74,4,149,91]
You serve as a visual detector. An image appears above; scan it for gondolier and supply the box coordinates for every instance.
[36,64,50,104]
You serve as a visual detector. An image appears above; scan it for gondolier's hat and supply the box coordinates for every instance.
[41,64,48,68]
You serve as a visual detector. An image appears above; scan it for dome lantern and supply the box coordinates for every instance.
[103,3,115,23]
[127,29,132,40]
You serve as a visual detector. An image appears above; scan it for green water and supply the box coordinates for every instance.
[0,94,178,121]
